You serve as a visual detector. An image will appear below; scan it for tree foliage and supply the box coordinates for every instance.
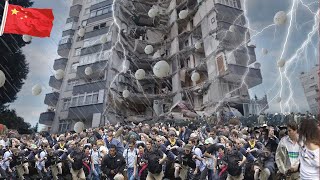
[0,108,32,134]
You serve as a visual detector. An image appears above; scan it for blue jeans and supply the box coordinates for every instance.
[127,167,135,180]
[91,164,100,180]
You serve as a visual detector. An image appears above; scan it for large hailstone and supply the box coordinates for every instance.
[100,34,108,43]
[22,35,32,42]
[274,11,287,25]
[144,45,154,55]
[0,70,6,88]
[229,25,236,32]
[85,67,93,75]
[262,48,268,55]
[153,61,170,78]
[54,69,65,80]
[148,8,158,18]
[122,90,130,98]
[191,71,200,82]
[195,42,202,50]
[277,59,286,68]
[179,10,188,19]
[78,28,85,37]
[135,69,146,80]
[254,62,261,69]
[32,84,42,96]
[74,122,85,133]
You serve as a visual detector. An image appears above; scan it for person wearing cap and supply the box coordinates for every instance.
[275,121,300,180]
[174,144,196,179]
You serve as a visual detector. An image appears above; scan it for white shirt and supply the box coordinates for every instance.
[300,146,320,180]
[1,150,12,170]
[123,148,137,168]
[282,136,300,168]
[36,151,47,170]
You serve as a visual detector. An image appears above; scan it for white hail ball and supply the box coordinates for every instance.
[85,67,93,75]
[277,59,286,68]
[254,62,261,69]
[77,28,85,37]
[191,72,200,82]
[74,122,85,133]
[153,61,170,78]
[122,90,130,98]
[0,70,6,88]
[274,11,287,25]
[179,10,188,19]
[22,35,32,42]
[148,8,158,18]
[195,42,202,50]
[32,84,42,96]
[262,48,268,55]
[135,69,146,80]
[100,34,108,43]
[229,25,236,32]
[144,45,154,55]
[54,69,65,80]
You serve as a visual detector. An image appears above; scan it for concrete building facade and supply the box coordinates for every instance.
[39,0,267,133]
[300,65,319,115]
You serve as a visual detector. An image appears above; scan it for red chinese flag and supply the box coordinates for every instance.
[3,5,54,37]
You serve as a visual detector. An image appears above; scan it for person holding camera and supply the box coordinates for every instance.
[123,140,138,180]
[68,144,86,180]
[134,143,148,180]
[143,139,166,180]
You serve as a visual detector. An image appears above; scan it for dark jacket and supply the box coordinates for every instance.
[101,153,126,179]
[179,128,192,143]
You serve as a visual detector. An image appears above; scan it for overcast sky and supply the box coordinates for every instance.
[8,0,319,127]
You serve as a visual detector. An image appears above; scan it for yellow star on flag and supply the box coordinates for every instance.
[11,8,19,15]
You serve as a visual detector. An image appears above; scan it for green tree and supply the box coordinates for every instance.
[0,108,32,134]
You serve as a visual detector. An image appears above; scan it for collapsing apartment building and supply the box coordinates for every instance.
[109,0,268,123]
[39,0,268,133]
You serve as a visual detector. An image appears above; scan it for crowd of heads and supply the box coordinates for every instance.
[0,115,318,180]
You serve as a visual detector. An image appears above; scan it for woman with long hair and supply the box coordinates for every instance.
[299,118,320,179]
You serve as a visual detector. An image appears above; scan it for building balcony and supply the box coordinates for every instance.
[220,64,262,88]
[62,29,75,37]
[69,4,82,17]
[72,80,106,95]
[76,60,107,79]
[84,27,110,40]
[87,13,113,25]
[66,16,79,23]
[53,58,68,71]
[215,4,244,25]
[80,42,112,56]
[49,76,63,90]
[44,92,60,107]
[68,103,103,120]
[58,39,72,58]
[39,111,55,126]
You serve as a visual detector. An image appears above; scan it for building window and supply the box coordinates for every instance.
[83,35,104,48]
[71,62,79,73]
[63,99,71,111]
[66,80,79,91]
[78,95,85,106]
[74,48,81,56]
[93,23,107,30]
[58,120,71,133]
[81,20,87,27]
[84,8,90,15]
[89,5,112,18]
[59,36,71,44]
[70,92,100,107]
[216,0,239,9]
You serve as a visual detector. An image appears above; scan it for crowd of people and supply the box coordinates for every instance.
[0,116,319,180]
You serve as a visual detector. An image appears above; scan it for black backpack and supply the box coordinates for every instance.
[72,151,84,170]
[225,150,242,176]
[147,151,162,174]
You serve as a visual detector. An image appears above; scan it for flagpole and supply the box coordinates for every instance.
[0,0,9,36]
